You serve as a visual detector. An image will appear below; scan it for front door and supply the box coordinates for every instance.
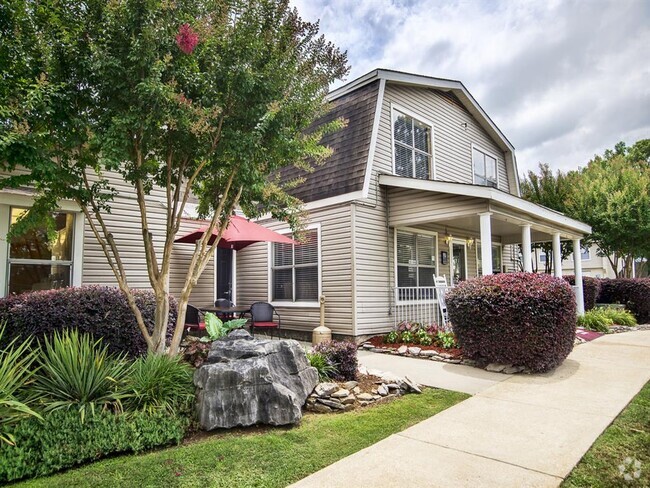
[216,248,233,301]
[451,241,467,285]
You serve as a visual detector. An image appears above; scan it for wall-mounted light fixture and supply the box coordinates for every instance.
[445,234,453,246]
[460,122,468,130]
[466,237,475,248]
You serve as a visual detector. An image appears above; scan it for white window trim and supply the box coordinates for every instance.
[1,202,84,297]
[471,143,499,189]
[476,240,503,276]
[267,222,321,308]
[450,238,468,285]
[390,103,436,181]
[393,227,438,304]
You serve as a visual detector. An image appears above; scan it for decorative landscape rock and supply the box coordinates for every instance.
[194,330,319,430]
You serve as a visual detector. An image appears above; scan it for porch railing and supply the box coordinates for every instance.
[392,286,454,331]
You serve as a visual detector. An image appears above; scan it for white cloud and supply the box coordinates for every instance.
[292,0,650,174]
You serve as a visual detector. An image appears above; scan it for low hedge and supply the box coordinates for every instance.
[562,275,600,311]
[0,409,189,483]
[447,273,576,373]
[597,278,650,323]
[0,286,177,357]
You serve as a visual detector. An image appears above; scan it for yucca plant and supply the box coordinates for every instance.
[32,329,132,421]
[124,353,195,415]
[0,324,42,445]
[306,351,338,381]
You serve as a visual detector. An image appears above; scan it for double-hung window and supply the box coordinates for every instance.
[396,231,437,290]
[477,242,502,275]
[393,110,432,180]
[472,146,498,188]
[271,228,319,303]
[7,208,75,294]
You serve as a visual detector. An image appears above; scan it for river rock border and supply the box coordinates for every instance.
[305,366,422,414]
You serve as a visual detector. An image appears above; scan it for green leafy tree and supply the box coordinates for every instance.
[567,151,650,277]
[0,0,348,354]
[519,163,574,273]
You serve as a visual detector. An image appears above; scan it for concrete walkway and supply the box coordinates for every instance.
[358,350,508,394]
[291,331,650,488]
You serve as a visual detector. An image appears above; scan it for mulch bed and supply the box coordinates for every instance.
[366,335,464,359]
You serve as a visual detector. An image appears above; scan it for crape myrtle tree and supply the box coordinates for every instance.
[0,0,349,354]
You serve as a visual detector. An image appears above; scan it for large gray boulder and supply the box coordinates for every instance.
[194,329,318,429]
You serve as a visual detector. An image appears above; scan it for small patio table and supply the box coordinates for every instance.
[199,305,250,319]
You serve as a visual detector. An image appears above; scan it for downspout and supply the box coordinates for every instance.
[350,203,358,336]
[385,183,393,318]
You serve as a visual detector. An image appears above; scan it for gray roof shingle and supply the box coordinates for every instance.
[278,80,380,203]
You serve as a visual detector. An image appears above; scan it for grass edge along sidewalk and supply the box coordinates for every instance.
[14,388,468,488]
[562,380,650,488]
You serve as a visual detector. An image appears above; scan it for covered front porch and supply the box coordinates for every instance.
[381,175,592,327]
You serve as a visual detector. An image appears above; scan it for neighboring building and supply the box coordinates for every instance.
[236,69,592,339]
[0,68,593,341]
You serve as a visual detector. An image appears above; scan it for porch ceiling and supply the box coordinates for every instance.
[380,175,591,242]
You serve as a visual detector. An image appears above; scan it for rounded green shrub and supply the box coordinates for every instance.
[447,273,576,373]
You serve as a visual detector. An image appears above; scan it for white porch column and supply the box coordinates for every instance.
[573,238,585,316]
[521,224,532,272]
[552,232,562,278]
[479,212,493,275]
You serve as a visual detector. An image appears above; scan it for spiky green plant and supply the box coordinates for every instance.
[598,306,637,326]
[306,352,338,381]
[32,329,132,421]
[124,353,195,415]
[577,310,613,333]
[0,324,41,445]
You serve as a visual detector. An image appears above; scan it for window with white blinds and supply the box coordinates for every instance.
[396,231,437,288]
[272,228,319,302]
[393,110,432,180]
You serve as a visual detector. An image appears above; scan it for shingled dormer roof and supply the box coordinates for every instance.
[278,80,380,203]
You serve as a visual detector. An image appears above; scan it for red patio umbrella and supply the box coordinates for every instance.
[174,215,296,251]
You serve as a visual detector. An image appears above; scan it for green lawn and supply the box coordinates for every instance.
[14,388,468,488]
[563,381,650,488]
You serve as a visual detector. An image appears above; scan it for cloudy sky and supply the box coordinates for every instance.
[292,0,650,174]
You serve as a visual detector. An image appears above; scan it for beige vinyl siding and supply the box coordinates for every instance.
[353,201,393,336]
[386,188,489,227]
[236,204,353,335]
[77,171,214,304]
[374,84,509,191]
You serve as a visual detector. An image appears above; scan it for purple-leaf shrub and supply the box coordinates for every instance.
[597,278,650,323]
[0,286,177,357]
[447,273,576,373]
[313,340,358,381]
[562,275,600,311]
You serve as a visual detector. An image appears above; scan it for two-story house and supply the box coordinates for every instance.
[235,69,592,340]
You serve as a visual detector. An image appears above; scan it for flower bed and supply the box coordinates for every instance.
[365,335,463,359]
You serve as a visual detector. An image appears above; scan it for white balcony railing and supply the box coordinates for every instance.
[392,286,454,331]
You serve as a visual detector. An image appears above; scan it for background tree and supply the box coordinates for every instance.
[519,163,574,273]
[0,0,349,354]
[567,147,650,277]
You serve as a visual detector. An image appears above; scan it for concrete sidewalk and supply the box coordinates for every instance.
[291,331,650,488]
[358,349,508,394]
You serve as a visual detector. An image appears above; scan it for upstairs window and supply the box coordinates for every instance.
[272,228,319,303]
[393,110,432,180]
[473,146,498,188]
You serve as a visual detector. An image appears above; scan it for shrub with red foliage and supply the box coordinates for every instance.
[562,275,600,311]
[597,278,650,323]
[313,340,358,381]
[447,273,576,373]
[0,286,177,357]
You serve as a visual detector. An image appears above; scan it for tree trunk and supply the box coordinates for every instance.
[151,290,171,354]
